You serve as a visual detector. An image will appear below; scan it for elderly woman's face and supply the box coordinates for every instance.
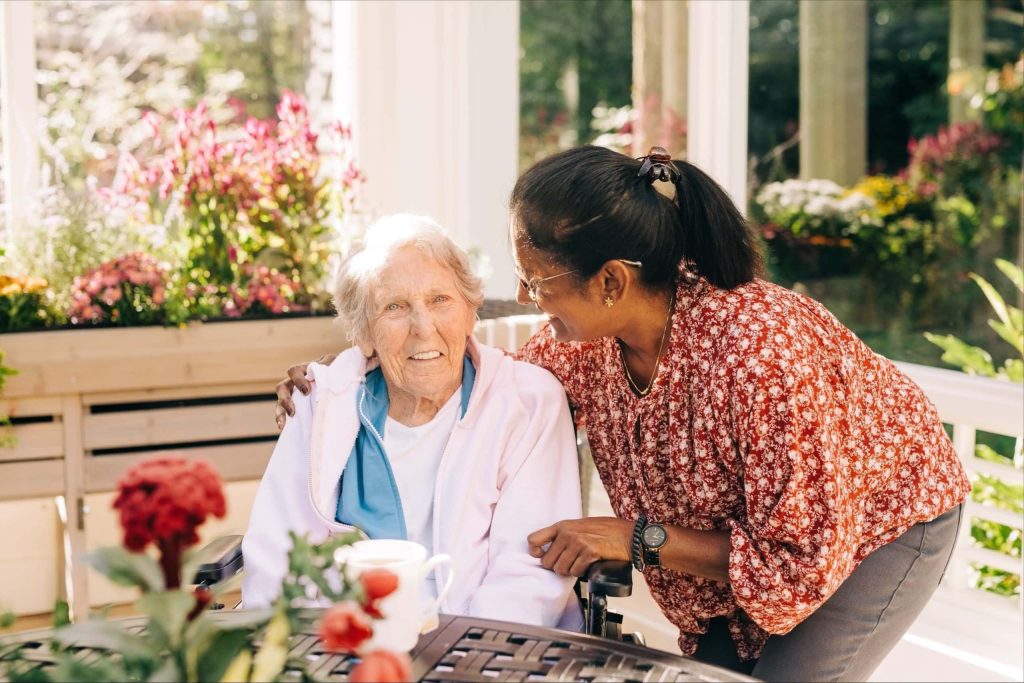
[364,246,476,404]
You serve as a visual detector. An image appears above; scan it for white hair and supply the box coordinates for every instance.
[331,214,484,344]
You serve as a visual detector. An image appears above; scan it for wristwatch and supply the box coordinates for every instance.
[640,521,668,568]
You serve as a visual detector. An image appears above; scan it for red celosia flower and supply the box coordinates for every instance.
[319,603,374,653]
[112,457,226,588]
[350,650,413,683]
[359,569,399,619]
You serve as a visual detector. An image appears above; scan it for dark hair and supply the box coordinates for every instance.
[509,145,761,290]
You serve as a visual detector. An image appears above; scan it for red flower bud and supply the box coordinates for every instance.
[319,603,374,654]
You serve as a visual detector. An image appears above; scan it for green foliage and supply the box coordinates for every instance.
[84,547,165,593]
[925,259,1024,381]
[0,351,17,448]
[968,564,1021,600]
[2,187,172,319]
[923,261,1023,600]
[0,529,377,682]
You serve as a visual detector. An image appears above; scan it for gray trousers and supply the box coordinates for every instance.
[694,504,964,682]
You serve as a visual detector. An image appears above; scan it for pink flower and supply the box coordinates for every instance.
[101,287,122,306]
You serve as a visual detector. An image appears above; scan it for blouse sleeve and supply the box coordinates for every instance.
[514,325,592,411]
[724,340,861,635]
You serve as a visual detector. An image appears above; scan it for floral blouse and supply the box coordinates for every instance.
[516,273,971,660]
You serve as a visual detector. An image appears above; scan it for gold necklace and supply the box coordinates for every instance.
[622,293,674,397]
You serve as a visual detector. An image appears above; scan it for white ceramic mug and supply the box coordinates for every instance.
[336,539,453,652]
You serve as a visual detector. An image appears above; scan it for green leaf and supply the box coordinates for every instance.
[145,657,181,683]
[995,258,1024,293]
[53,620,157,663]
[970,273,1011,326]
[85,547,165,592]
[51,654,128,683]
[923,332,996,377]
[990,320,1024,356]
[135,591,196,651]
[194,629,251,683]
[999,359,1024,383]
[52,600,70,628]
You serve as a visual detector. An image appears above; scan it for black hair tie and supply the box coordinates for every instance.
[637,146,681,184]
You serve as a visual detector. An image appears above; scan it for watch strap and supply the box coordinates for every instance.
[630,515,647,571]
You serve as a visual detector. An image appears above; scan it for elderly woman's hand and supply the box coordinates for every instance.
[527,517,633,577]
[274,353,338,430]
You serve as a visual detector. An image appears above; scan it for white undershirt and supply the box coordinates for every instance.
[383,390,460,581]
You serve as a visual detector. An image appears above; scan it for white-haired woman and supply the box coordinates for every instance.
[242,214,583,628]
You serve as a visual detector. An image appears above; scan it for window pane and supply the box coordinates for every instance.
[519,0,633,170]
[748,0,1022,370]
[35,0,334,190]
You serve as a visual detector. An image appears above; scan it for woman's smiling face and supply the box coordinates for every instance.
[363,246,476,405]
[510,215,608,343]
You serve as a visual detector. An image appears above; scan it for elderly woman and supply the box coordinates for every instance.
[242,214,582,629]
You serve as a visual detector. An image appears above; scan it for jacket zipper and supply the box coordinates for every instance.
[305,383,367,537]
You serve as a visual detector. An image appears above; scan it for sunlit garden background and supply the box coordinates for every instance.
[0,1,1020,680]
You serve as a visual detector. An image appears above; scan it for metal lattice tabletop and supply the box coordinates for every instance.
[2,612,757,682]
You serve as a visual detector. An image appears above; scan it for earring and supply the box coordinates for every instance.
[604,296,614,308]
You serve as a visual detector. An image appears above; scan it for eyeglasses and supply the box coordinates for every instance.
[515,259,642,302]
[515,266,578,302]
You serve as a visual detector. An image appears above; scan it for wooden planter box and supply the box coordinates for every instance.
[0,312,545,615]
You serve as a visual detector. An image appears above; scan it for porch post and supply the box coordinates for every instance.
[687,0,749,212]
[799,0,867,185]
[331,0,519,299]
[948,0,985,124]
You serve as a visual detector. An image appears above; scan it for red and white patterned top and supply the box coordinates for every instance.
[516,273,971,660]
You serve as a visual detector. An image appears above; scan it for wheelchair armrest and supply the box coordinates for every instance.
[582,559,633,598]
[192,534,244,586]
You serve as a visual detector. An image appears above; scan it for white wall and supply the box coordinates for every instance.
[332,0,520,299]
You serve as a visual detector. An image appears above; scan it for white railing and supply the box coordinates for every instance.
[894,362,1024,613]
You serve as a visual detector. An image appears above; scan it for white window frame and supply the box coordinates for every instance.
[1,0,40,235]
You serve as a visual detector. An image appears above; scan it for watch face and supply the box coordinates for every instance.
[642,524,667,548]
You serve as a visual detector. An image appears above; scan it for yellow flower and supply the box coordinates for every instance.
[0,274,48,297]
[849,176,917,217]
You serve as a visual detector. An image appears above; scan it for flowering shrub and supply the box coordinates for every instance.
[755,178,876,243]
[110,91,361,312]
[0,457,411,682]
[905,122,1004,204]
[67,252,170,326]
[223,264,308,318]
[0,275,53,331]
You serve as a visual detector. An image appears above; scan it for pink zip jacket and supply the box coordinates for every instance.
[242,337,584,629]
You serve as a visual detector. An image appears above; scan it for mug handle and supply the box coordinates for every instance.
[420,553,453,618]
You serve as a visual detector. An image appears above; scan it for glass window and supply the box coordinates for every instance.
[748,0,1021,369]
[35,0,334,191]
[518,0,633,169]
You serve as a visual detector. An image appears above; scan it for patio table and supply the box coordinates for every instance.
[2,610,758,682]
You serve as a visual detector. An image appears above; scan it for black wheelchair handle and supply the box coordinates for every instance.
[582,560,633,598]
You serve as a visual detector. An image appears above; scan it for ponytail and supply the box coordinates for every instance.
[510,145,761,291]
[671,160,761,289]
